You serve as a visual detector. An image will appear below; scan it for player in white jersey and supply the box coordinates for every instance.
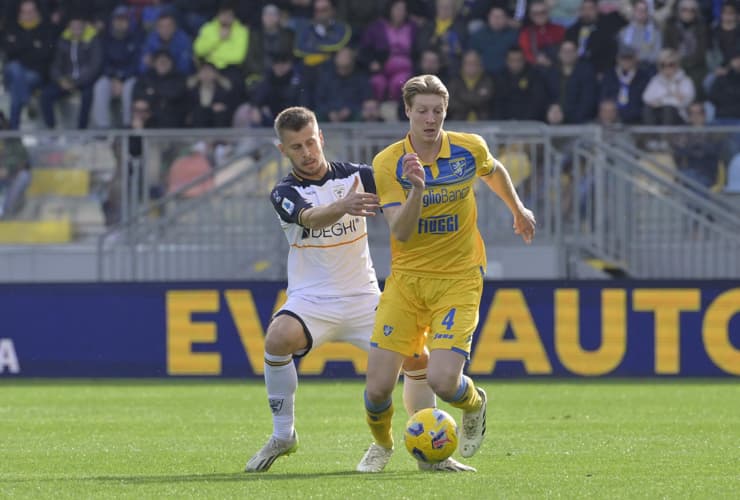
[245,106,475,473]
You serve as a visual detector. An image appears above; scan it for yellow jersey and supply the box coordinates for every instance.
[373,130,496,278]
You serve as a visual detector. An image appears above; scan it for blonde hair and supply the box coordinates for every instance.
[402,74,449,110]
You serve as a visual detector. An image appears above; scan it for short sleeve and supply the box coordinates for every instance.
[472,134,497,177]
[270,185,313,225]
[373,151,406,208]
[358,164,377,194]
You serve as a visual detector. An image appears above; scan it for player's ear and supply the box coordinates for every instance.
[276,142,285,156]
[404,106,411,119]
[319,128,325,147]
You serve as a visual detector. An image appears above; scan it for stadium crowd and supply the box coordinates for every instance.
[2,0,740,221]
[1,0,739,131]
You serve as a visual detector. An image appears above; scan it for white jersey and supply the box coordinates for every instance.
[270,161,380,299]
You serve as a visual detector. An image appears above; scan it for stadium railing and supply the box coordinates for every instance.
[2,124,740,280]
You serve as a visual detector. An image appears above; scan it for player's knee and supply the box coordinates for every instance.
[365,381,393,406]
[426,370,459,401]
[265,316,308,356]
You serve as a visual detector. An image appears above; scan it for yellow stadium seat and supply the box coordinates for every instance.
[0,219,72,243]
[27,169,90,197]
[498,150,532,187]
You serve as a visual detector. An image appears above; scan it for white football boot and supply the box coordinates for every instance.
[356,443,394,472]
[459,388,487,458]
[244,431,299,472]
[418,457,477,472]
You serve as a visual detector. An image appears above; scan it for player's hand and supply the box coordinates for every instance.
[340,176,379,217]
[513,206,536,244]
[402,153,425,190]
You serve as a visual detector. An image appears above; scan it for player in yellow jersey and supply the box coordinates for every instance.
[357,75,536,472]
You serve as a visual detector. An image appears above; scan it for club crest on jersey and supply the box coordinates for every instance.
[450,157,466,177]
[333,185,346,199]
[281,198,295,215]
[383,325,394,336]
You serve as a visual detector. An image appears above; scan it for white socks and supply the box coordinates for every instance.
[402,368,436,416]
[264,352,297,441]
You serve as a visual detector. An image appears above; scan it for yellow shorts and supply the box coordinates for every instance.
[371,272,484,359]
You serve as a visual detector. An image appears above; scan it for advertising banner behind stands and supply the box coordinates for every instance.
[0,281,738,378]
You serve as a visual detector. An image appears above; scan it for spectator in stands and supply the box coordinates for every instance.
[243,4,295,91]
[186,62,237,128]
[544,40,598,123]
[173,0,218,36]
[469,5,518,75]
[618,0,662,69]
[601,44,651,124]
[642,48,695,124]
[315,47,371,122]
[447,50,494,121]
[291,0,351,108]
[361,98,384,122]
[135,0,169,33]
[549,0,582,27]
[193,2,248,86]
[133,49,188,127]
[416,47,449,81]
[493,45,549,121]
[518,0,565,68]
[662,0,708,94]
[335,0,381,34]
[0,111,31,219]
[414,0,468,74]
[672,101,721,188]
[91,5,142,129]
[565,0,627,77]
[705,2,740,93]
[252,51,305,125]
[596,98,621,127]
[41,15,103,130]
[140,9,194,75]
[709,49,740,122]
[2,0,55,129]
[545,102,564,124]
[359,0,416,102]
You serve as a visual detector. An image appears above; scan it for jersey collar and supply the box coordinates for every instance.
[403,130,450,179]
[403,130,451,159]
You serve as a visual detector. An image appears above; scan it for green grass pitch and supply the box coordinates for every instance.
[1,380,739,499]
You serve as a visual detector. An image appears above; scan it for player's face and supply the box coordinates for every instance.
[406,93,446,145]
[278,121,328,180]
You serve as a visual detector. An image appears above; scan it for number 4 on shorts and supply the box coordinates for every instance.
[441,308,456,330]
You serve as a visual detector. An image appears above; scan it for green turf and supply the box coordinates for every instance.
[1,380,739,499]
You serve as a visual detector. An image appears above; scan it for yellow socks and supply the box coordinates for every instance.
[364,391,394,449]
[447,375,482,412]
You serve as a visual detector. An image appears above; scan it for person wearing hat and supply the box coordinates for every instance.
[91,5,143,128]
[40,13,103,129]
[600,43,651,124]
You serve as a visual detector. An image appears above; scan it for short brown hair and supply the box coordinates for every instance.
[274,106,318,139]
[402,74,449,110]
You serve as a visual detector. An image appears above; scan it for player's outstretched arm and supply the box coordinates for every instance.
[299,177,379,229]
[481,159,536,244]
[383,153,425,242]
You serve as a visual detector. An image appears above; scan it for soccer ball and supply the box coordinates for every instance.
[404,408,458,463]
